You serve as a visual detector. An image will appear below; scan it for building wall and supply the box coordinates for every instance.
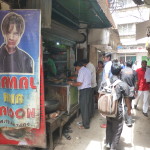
[89,45,98,67]
[1,2,10,10]
[136,52,148,67]
[111,0,149,62]
[117,51,147,68]
[113,6,149,25]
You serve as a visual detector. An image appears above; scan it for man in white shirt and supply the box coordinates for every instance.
[132,61,138,71]
[102,52,112,82]
[99,52,112,128]
[68,61,92,129]
[82,59,97,118]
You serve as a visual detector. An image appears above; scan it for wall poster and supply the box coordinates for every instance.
[0,10,46,148]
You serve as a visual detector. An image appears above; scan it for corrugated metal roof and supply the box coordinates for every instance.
[54,0,113,28]
[97,0,116,28]
[2,0,114,29]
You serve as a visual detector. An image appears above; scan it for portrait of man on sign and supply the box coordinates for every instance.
[0,12,33,73]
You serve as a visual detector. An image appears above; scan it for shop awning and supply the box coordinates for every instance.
[52,0,113,29]
[42,20,85,45]
[2,0,114,29]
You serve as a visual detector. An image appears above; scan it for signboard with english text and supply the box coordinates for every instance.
[0,10,46,148]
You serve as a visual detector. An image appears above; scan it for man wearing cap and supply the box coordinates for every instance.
[98,52,112,128]
[102,52,112,82]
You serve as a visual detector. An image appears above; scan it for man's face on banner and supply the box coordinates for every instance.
[4,24,21,49]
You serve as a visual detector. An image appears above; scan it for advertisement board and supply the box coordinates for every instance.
[0,10,46,148]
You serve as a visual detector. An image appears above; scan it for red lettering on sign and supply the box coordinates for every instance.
[1,76,17,89]
[15,108,25,119]
[0,106,7,116]
[27,108,35,118]
[30,77,37,89]
[8,107,14,118]
[0,76,37,89]
[19,77,28,89]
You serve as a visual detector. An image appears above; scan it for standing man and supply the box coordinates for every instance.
[105,61,130,150]
[102,52,112,85]
[132,61,138,71]
[82,59,97,118]
[98,52,112,128]
[46,53,57,78]
[68,61,91,129]
[134,60,150,117]
[121,60,137,127]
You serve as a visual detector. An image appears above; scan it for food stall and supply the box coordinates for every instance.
[43,40,79,113]
[42,40,79,149]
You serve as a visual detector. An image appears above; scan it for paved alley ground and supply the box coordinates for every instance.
[0,100,150,150]
[55,100,150,150]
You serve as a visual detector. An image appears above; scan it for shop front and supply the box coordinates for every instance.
[0,0,115,149]
[42,36,80,115]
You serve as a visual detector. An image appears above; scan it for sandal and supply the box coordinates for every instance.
[65,126,71,130]
[77,122,82,126]
[64,128,73,133]
[78,125,85,129]
[63,132,71,140]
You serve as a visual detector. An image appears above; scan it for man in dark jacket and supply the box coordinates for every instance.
[121,60,137,127]
[105,61,130,150]
[0,12,33,73]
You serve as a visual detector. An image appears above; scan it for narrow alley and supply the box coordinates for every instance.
[0,1,149,150]
[55,100,150,150]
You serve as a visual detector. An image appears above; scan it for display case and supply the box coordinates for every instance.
[43,46,70,76]
[44,82,79,114]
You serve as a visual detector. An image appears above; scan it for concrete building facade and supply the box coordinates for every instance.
[110,0,150,67]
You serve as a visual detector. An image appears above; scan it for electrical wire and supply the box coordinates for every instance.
[18,0,20,8]
[109,0,124,14]
[136,4,145,21]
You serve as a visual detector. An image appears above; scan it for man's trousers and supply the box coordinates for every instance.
[79,88,91,128]
[135,90,150,113]
[89,87,96,118]
[106,110,123,149]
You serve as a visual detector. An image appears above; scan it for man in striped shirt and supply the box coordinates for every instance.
[68,61,92,129]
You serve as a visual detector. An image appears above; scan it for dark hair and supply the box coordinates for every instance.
[112,59,118,63]
[111,62,122,75]
[142,60,147,64]
[98,61,103,65]
[102,52,105,57]
[74,61,83,67]
[2,12,25,35]
[98,61,104,67]
[82,59,89,64]
[104,52,112,60]
[126,60,133,67]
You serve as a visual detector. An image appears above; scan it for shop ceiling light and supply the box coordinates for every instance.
[56,42,60,45]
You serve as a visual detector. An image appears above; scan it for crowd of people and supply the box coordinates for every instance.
[67,52,150,150]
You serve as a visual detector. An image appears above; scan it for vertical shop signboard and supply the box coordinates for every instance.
[0,10,46,148]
